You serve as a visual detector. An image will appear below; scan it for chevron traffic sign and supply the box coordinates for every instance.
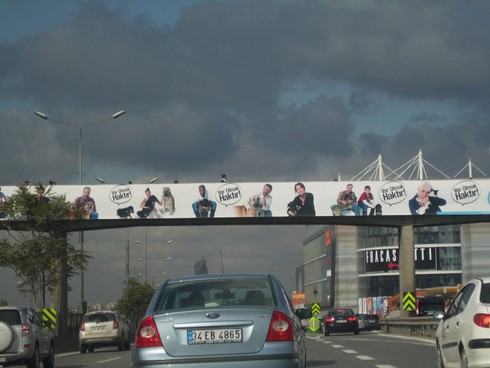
[308,303,322,333]
[402,292,416,311]
[41,308,57,329]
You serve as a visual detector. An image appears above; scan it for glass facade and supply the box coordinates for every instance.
[302,224,464,310]
[303,227,334,308]
[358,225,462,298]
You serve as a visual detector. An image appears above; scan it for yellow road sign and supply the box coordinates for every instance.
[41,308,57,329]
[402,292,416,311]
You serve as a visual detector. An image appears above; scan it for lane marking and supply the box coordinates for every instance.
[356,355,375,361]
[97,357,123,364]
[332,345,344,348]
[376,365,397,368]
[343,349,358,354]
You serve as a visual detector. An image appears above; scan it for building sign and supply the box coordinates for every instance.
[364,247,436,273]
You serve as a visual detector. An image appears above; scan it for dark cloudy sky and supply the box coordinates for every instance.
[1,0,489,307]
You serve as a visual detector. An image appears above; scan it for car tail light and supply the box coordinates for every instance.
[113,320,119,329]
[266,310,293,341]
[347,316,357,322]
[135,316,163,348]
[473,314,490,328]
[21,323,29,336]
[325,317,335,323]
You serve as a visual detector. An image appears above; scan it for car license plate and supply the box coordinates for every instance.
[92,326,105,331]
[337,320,346,323]
[187,328,242,344]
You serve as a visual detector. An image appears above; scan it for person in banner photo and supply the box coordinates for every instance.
[73,186,98,219]
[192,184,217,218]
[409,181,447,215]
[357,185,382,216]
[137,187,163,218]
[256,183,273,217]
[287,182,316,216]
[36,186,50,205]
[0,187,8,218]
[330,183,360,216]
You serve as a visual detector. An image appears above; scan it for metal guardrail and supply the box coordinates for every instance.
[381,317,439,340]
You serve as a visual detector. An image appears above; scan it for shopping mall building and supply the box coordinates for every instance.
[299,223,489,315]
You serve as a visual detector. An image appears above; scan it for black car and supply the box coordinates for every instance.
[323,308,359,336]
[416,295,446,316]
[356,314,380,331]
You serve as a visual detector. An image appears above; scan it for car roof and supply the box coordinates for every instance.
[0,306,31,311]
[84,310,116,315]
[165,273,273,284]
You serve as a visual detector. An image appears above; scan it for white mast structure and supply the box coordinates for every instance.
[389,149,449,180]
[454,158,487,179]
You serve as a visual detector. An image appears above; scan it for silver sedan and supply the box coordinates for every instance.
[131,273,307,368]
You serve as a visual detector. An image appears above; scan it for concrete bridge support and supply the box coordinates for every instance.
[399,225,415,318]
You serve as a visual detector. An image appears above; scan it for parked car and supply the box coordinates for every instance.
[416,295,446,316]
[356,314,380,331]
[434,277,490,368]
[79,310,130,353]
[132,273,307,368]
[323,308,359,336]
[0,306,54,368]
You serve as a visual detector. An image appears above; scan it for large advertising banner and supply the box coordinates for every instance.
[0,179,489,220]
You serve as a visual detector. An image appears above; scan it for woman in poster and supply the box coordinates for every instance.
[287,182,316,216]
[409,181,446,215]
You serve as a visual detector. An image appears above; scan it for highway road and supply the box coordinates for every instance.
[54,330,436,368]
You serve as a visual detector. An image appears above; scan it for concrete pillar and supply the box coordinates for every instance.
[52,230,68,335]
[399,225,415,318]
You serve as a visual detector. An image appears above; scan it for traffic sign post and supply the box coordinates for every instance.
[308,303,322,333]
[402,291,416,317]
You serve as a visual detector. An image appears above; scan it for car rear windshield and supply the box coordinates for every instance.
[329,309,355,316]
[0,310,22,325]
[481,283,490,303]
[83,313,116,323]
[154,278,275,311]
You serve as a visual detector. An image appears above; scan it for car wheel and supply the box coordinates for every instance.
[0,321,15,353]
[42,343,55,368]
[118,338,125,351]
[27,345,40,368]
[80,344,87,354]
[125,338,131,350]
[354,329,359,335]
[436,343,444,368]
[460,347,468,368]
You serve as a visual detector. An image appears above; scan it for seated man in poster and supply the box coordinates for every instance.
[73,186,98,219]
[192,185,217,218]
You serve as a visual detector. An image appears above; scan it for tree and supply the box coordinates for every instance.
[116,278,155,331]
[0,183,90,310]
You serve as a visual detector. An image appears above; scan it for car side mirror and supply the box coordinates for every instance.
[433,310,445,320]
[295,308,312,320]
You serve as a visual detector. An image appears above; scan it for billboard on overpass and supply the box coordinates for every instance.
[0,179,489,220]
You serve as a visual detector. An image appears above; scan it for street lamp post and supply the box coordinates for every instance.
[34,109,126,314]
[120,229,140,291]
[34,110,125,185]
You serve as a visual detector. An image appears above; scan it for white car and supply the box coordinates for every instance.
[79,311,130,353]
[434,277,490,368]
